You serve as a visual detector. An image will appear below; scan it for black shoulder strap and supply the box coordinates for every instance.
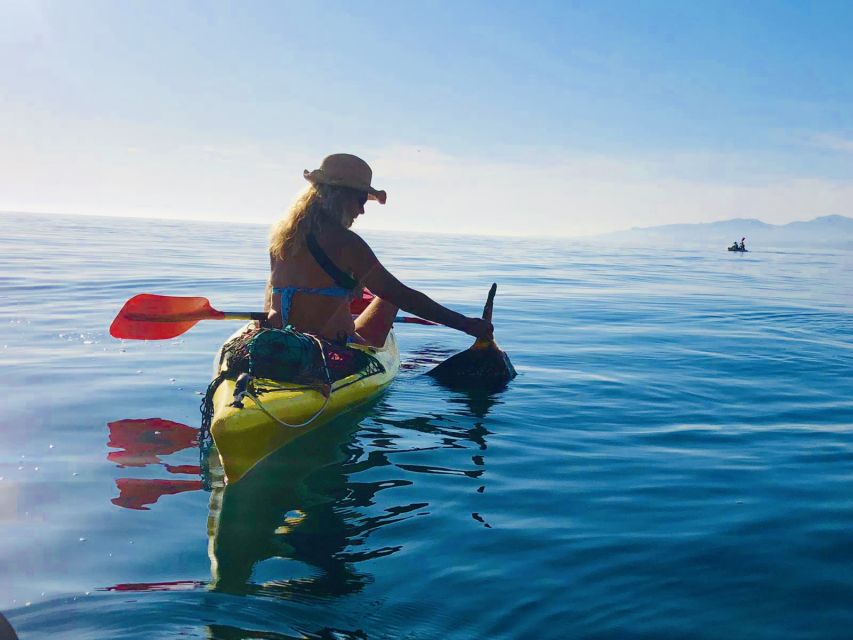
[306,233,359,290]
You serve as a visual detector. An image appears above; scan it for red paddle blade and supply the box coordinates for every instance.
[110,294,225,340]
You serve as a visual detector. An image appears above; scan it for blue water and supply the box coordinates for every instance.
[2,211,853,639]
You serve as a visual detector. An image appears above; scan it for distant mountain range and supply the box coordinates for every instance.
[590,215,853,248]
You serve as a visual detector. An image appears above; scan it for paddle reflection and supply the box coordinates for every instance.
[362,387,504,530]
[107,417,198,466]
[107,418,203,510]
[447,388,502,421]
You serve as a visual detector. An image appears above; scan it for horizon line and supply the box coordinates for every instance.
[2,209,847,241]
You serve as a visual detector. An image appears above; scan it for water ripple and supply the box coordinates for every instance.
[2,212,853,639]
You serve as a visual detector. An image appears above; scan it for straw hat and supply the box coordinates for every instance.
[303,153,387,204]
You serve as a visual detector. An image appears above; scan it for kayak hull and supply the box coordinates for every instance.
[209,326,400,483]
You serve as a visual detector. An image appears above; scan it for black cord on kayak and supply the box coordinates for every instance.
[199,371,227,445]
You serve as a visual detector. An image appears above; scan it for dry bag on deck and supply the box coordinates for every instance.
[220,327,320,384]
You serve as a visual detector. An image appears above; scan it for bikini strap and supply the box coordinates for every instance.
[306,233,358,290]
[271,285,352,326]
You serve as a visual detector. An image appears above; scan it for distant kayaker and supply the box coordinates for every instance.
[264,153,493,347]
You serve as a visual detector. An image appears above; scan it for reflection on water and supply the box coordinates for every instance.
[107,418,199,467]
[97,384,500,636]
[207,408,376,598]
[113,478,202,511]
[445,388,503,421]
[107,418,203,510]
[207,392,498,600]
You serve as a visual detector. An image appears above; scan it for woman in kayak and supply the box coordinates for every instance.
[265,153,493,347]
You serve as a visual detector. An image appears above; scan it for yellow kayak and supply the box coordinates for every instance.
[206,325,400,483]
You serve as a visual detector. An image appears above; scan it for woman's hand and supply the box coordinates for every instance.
[460,317,494,341]
[266,309,283,329]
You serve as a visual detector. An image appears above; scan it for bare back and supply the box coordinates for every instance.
[266,229,365,341]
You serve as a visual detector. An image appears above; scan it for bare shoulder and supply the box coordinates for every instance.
[337,229,377,263]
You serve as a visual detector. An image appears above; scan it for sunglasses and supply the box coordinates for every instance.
[354,190,368,206]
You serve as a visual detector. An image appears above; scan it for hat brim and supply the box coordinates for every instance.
[303,169,387,205]
[367,189,387,205]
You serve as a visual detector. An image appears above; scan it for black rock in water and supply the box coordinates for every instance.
[427,283,517,391]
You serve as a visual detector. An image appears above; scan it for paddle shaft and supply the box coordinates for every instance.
[111,294,438,340]
[124,310,436,326]
[125,311,265,323]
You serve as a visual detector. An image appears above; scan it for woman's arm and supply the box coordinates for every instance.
[348,234,493,339]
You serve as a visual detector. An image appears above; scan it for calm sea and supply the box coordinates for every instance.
[2,212,852,639]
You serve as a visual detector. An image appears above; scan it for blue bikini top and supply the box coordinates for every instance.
[272,233,359,324]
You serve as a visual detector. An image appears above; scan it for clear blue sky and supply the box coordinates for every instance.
[2,0,853,236]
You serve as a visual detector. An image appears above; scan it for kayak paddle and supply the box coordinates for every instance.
[110,293,436,340]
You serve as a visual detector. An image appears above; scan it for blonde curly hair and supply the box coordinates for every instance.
[269,183,354,259]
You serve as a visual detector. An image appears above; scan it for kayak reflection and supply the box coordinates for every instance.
[207,400,402,597]
[106,385,498,597]
[207,390,496,597]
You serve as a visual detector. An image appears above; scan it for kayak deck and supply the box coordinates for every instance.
[209,328,400,483]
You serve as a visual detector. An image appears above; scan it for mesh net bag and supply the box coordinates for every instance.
[248,328,320,381]
[218,326,385,385]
